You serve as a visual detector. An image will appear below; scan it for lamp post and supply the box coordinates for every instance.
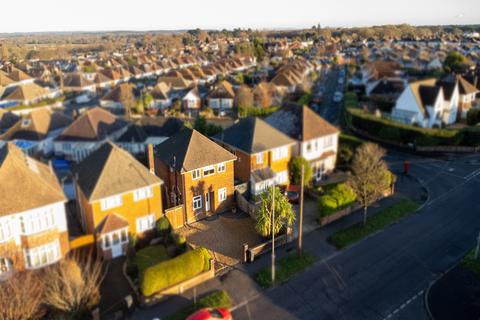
[271,185,276,285]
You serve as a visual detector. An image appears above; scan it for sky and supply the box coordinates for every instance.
[0,0,479,33]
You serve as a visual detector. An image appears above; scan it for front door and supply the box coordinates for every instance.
[111,231,123,258]
[205,192,211,212]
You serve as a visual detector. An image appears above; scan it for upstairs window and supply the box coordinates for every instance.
[133,187,153,202]
[192,169,201,180]
[272,147,288,161]
[100,195,123,211]
[217,163,226,173]
[255,152,264,164]
[324,135,333,148]
[203,166,215,177]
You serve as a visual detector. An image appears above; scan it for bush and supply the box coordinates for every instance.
[134,245,169,275]
[156,217,170,237]
[318,183,357,218]
[165,290,232,320]
[289,156,313,186]
[348,108,462,146]
[466,109,480,126]
[140,247,211,297]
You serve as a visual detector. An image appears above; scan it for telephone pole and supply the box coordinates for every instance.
[271,185,276,285]
[298,164,304,256]
[475,231,480,260]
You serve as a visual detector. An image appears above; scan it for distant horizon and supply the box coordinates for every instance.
[1,0,478,34]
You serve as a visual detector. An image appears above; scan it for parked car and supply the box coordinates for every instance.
[186,308,232,320]
[284,185,300,204]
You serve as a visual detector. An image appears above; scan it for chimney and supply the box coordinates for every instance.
[147,144,155,174]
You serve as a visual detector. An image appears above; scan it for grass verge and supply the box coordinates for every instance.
[255,251,315,288]
[461,250,480,278]
[165,290,232,320]
[328,199,419,249]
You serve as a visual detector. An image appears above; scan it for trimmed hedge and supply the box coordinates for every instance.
[348,108,462,146]
[318,183,357,218]
[140,247,211,297]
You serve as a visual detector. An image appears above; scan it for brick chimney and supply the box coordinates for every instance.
[147,144,155,174]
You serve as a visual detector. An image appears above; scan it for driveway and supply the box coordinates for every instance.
[178,211,263,267]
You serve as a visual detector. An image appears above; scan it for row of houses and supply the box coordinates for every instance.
[0,104,339,275]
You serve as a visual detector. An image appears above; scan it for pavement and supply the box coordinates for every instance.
[130,151,443,320]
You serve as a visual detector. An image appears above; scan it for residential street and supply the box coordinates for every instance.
[131,151,480,320]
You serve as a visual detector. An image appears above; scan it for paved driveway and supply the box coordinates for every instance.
[178,211,263,267]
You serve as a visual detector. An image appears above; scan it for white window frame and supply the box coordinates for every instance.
[0,218,13,243]
[217,162,226,173]
[133,186,153,202]
[324,135,333,148]
[255,152,264,164]
[203,165,215,177]
[100,195,123,211]
[20,209,56,236]
[193,195,202,211]
[102,228,128,250]
[218,187,227,202]
[136,214,155,233]
[272,147,288,161]
[192,169,201,180]
[24,240,61,269]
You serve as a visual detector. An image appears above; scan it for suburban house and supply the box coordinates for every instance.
[62,73,96,93]
[150,82,172,109]
[154,128,236,226]
[0,83,55,106]
[100,83,135,111]
[207,80,235,110]
[266,105,339,182]
[73,142,163,259]
[0,109,71,157]
[391,79,459,128]
[0,142,69,277]
[182,86,202,114]
[213,117,296,196]
[54,107,129,162]
[456,75,479,118]
[116,117,184,155]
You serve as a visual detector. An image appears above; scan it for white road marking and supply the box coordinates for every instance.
[382,290,424,320]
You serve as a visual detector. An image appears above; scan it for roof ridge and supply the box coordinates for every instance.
[182,129,196,172]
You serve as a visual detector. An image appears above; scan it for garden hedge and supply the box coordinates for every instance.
[318,183,357,218]
[140,247,211,297]
[347,108,463,146]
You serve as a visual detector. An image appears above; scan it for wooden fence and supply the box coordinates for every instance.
[164,205,184,230]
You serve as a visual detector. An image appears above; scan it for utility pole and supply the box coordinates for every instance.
[298,164,304,256]
[271,185,276,285]
[475,231,480,260]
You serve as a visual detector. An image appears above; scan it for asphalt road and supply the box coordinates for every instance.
[231,152,480,320]
[311,66,344,125]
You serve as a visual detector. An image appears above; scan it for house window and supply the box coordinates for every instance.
[20,209,56,235]
[217,163,226,173]
[100,195,123,211]
[255,152,264,164]
[192,169,201,180]
[275,171,289,184]
[218,187,227,202]
[324,135,333,148]
[203,165,215,177]
[0,218,12,243]
[272,147,288,161]
[136,214,155,233]
[103,235,111,248]
[193,196,202,211]
[133,187,153,202]
[63,143,71,151]
[24,240,61,269]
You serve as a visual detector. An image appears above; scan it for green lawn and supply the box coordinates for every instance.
[255,251,315,288]
[133,245,169,275]
[461,250,480,278]
[328,199,419,249]
[164,290,232,320]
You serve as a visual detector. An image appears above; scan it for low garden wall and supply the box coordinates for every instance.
[243,228,293,263]
[236,190,258,219]
[319,204,361,226]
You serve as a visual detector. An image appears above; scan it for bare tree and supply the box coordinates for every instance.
[42,252,105,319]
[349,143,392,226]
[0,271,44,320]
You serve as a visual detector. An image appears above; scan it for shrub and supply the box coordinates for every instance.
[156,217,170,237]
[466,109,480,126]
[318,183,357,218]
[289,156,313,186]
[140,247,211,297]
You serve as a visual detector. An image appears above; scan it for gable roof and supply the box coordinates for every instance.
[0,142,65,216]
[155,127,236,173]
[457,75,479,95]
[74,141,162,201]
[266,104,339,141]
[209,81,235,99]
[100,83,134,103]
[408,79,438,116]
[213,117,295,154]
[2,83,50,102]
[0,109,20,132]
[57,107,128,141]
[1,109,71,141]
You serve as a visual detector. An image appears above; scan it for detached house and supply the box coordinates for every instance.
[207,81,235,110]
[100,83,135,111]
[0,109,71,157]
[54,107,129,162]
[213,117,296,196]
[73,142,163,259]
[0,143,69,277]
[266,105,339,182]
[154,128,236,226]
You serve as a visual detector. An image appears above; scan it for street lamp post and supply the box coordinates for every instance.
[271,185,276,285]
